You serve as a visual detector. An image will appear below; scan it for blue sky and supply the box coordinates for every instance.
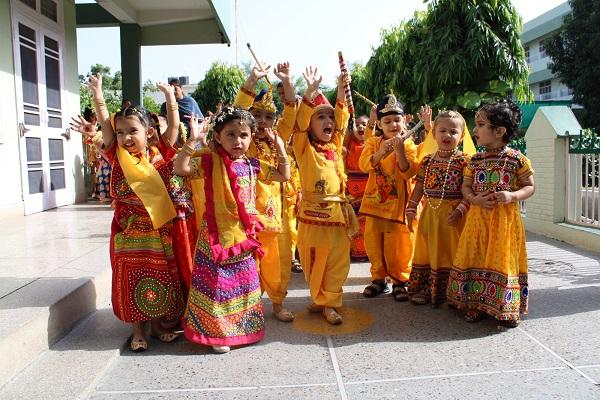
[76,0,567,87]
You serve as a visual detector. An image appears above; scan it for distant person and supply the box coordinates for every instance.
[161,78,204,147]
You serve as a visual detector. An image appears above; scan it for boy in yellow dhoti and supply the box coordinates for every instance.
[293,67,353,325]
[233,62,298,322]
[359,95,418,301]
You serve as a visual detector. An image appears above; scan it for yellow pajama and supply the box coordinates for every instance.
[297,223,350,308]
[257,231,287,304]
[364,217,413,283]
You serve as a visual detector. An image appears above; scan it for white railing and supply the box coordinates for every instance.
[534,89,574,101]
[566,151,600,227]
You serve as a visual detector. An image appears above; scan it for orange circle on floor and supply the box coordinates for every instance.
[292,307,374,335]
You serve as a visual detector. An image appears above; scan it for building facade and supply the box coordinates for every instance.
[0,0,232,217]
[521,2,573,103]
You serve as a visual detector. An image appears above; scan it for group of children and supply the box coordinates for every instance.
[80,60,534,354]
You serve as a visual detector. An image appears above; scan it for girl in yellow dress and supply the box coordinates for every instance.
[406,111,470,307]
[447,101,535,327]
[358,95,418,301]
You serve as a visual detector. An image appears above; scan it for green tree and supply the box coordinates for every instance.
[192,62,245,114]
[545,0,600,129]
[79,64,122,114]
[360,1,530,116]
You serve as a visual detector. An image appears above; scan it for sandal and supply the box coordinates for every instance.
[150,331,179,343]
[410,291,430,305]
[498,319,520,328]
[391,282,409,302]
[363,280,389,298]
[291,259,303,273]
[129,336,148,352]
[307,303,323,313]
[464,310,486,323]
[273,305,295,322]
[322,307,343,325]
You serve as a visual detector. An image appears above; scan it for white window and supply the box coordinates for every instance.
[539,80,552,95]
[539,40,548,58]
[524,45,530,63]
[15,0,62,27]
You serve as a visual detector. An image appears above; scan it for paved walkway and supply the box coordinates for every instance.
[1,205,599,399]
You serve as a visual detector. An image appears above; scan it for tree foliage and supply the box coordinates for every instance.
[191,62,245,114]
[355,0,530,117]
[545,0,600,129]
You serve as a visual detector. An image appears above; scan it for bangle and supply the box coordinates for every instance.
[278,155,288,162]
[94,100,106,108]
[278,161,289,166]
[168,103,178,111]
[408,199,419,205]
[405,207,417,214]
[181,143,195,156]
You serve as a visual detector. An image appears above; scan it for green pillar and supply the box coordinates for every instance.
[119,23,141,105]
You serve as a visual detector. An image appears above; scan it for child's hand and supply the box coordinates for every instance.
[156,81,173,95]
[418,104,432,132]
[406,209,417,233]
[368,105,377,127]
[303,66,322,94]
[264,127,278,144]
[251,64,271,82]
[405,114,414,124]
[494,191,515,204]
[447,209,462,226]
[472,190,496,209]
[70,116,96,139]
[87,73,103,95]
[274,62,292,82]
[338,73,351,88]
[216,99,223,114]
[187,113,205,144]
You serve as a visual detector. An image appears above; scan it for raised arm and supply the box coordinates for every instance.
[87,74,114,147]
[273,62,297,141]
[234,64,271,109]
[174,114,205,176]
[157,81,180,146]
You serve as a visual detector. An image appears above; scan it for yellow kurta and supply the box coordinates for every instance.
[409,154,470,305]
[359,136,418,283]
[234,87,297,304]
[293,99,351,307]
[447,149,534,321]
[277,153,300,279]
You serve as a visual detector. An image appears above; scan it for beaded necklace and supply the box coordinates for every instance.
[253,135,278,167]
[483,145,510,192]
[424,149,457,211]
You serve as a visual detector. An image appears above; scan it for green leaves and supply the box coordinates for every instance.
[358,0,530,117]
[191,62,245,114]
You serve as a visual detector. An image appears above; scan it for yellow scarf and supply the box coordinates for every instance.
[190,151,262,262]
[417,125,476,162]
[116,145,176,229]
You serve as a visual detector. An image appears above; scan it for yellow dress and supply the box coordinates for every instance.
[447,149,534,321]
[358,136,418,284]
[409,154,470,306]
[293,99,351,308]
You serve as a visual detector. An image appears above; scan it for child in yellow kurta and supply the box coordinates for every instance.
[233,62,298,322]
[293,67,352,325]
[359,94,418,301]
[447,101,535,327]
[406,111,471,307]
